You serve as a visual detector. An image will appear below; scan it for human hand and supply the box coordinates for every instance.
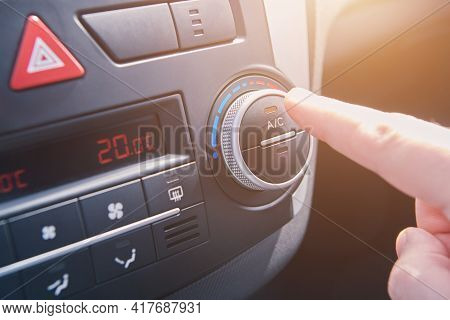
[285,88,450,299]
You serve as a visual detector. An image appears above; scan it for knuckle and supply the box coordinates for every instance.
[388,258,417,300]
[364,114,403,148]
[356,112,410,173]
[387,264,403,299]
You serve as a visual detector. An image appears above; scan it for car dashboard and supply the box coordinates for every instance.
[0,0,315,299]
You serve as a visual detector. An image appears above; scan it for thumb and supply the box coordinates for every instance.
[388,227,450,299]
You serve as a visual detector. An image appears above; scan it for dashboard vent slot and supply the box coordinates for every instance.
[153,204,209,259]
[164,216,196,232]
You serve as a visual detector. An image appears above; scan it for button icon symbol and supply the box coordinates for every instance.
[114,248,137,269]
[107,202,124,220]
[267,117,285,130]
[27,37,64,73]
[168,186,184,202]
[47,273,69,296]
[41,225,56,240]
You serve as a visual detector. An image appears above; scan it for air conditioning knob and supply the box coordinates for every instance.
[220,89,312,191]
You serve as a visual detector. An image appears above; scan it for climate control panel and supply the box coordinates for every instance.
[207,74,312,204]
[0,0,314,299]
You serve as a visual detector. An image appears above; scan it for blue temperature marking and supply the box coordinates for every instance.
[213,84,244,150]
[212,115,220,147]
[218,93,232,114]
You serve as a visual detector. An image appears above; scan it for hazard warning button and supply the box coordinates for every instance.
[10,15,85,90]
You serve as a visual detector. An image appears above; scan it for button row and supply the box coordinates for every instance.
[82,0,237,62]
[0,163,204,299]
[10,0,236,90]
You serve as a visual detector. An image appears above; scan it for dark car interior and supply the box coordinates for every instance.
[0,0,449,299]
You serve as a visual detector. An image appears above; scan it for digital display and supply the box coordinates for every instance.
[0,115,163,202]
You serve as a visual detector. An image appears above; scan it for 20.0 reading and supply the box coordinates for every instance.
[97,131,156,165]
[0,114,164,202]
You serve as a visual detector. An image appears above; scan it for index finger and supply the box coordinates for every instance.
[285,88,450,219]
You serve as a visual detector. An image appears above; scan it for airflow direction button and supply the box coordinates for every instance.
[90,226,156,283]
[21,250,95,299]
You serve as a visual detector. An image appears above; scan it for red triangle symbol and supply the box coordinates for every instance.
[10,15,85,90]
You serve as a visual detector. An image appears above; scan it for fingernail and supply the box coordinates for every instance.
[396,228,410,257]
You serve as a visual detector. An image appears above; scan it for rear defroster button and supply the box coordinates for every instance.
[142,163,203,214]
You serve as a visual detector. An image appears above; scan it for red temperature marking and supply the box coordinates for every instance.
[266,82,280,90]
[132,137,144,155]
[97,139,113,164]
[112,134,130,160]
[15,169,28,188]
[97,132,154,165]
[0,169,28,193]
[0,174,13,193]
